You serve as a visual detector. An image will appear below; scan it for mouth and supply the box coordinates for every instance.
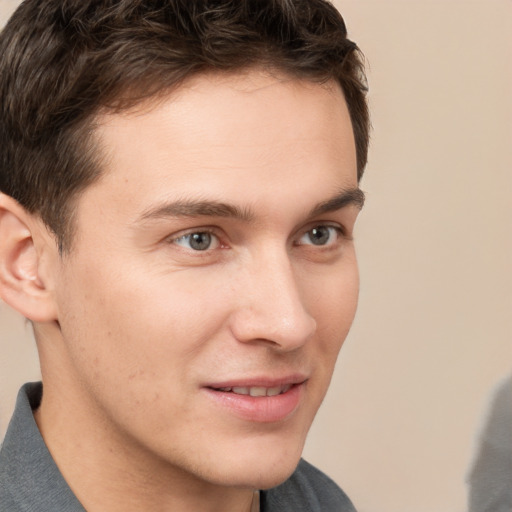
[210,384,293,397]
[203,378,307,423]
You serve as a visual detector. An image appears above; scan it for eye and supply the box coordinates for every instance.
[298,225,341,247]
[173,231,219,251]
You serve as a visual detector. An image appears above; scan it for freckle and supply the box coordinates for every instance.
[93,357,99,365]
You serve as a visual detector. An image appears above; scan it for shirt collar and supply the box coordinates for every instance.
[0,382,86,511]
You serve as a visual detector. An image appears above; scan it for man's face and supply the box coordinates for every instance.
[47,70,361,489]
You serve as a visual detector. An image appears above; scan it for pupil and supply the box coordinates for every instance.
[190,232,211,250]
[309,226,329,245]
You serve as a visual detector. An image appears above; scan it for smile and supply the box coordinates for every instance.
[203,379,306,423]
[213,385,293,397]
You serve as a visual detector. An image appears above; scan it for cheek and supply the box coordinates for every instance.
[306,258,359,359]
[308,255,359,320]
[53,260,237,439]
[56,256,233,379]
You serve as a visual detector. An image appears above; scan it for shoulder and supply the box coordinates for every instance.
[262,459,357,512]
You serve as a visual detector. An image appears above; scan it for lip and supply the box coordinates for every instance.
[205,374,307,390]
[203,375,307,423]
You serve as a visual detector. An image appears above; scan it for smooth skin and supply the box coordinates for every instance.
[0,69,362,512]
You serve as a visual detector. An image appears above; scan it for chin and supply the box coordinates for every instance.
[200,441,304,490]
[250,463,300,490]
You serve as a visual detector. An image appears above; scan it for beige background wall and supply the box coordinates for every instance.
[1,1,510,511]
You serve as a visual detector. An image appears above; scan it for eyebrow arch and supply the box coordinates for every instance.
[309,187,365,217]
[138,199,254,223]
[137,187,364,225]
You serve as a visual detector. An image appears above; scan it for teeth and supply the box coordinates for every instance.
[232,387,250,395]
[218,385,292,396]
[249,387,267,397]
[266,386,282,396]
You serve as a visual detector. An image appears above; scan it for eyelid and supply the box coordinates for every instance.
[296,220,349,241]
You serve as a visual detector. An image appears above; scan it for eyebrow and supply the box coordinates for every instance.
[138,199,254,223]
[309,187,365,217]
[137,187,364,224]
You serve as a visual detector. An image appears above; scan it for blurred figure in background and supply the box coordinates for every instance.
[467,374,512,512]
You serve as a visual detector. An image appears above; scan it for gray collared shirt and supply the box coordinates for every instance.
[0,382,85,511]
[1,383,356,511]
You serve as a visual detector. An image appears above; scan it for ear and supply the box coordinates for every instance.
[0,193,58,322]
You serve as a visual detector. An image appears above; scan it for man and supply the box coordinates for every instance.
[0,0,369,510]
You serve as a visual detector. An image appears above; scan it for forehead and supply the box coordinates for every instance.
[82,70,356,222]
[97,69,351,149]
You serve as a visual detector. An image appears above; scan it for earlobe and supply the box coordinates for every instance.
[0,193,58,322]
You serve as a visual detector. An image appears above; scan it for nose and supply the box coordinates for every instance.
[229,249,317,351]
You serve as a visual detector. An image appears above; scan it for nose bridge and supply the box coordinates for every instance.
[231,244,317,349]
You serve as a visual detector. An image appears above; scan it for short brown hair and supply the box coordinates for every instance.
[0,0,369,252]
